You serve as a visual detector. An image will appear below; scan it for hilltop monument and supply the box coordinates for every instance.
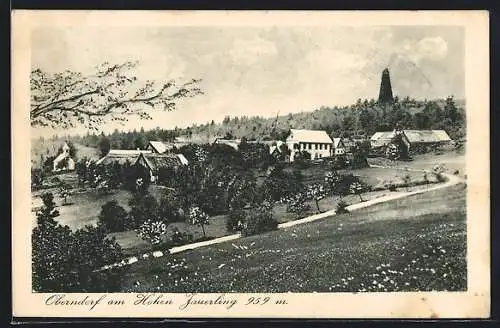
[378,68,394,104]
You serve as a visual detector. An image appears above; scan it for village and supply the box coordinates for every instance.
[31,67,467,294]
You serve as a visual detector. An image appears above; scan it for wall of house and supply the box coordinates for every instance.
[287,141,332,161]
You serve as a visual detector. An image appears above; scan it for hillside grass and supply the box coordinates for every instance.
[120,183,467,293]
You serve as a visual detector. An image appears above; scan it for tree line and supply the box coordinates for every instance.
[49,96,465,153]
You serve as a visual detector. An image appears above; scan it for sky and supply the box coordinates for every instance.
[31,25,464,137]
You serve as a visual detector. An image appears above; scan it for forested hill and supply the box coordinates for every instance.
[35,96,466,156]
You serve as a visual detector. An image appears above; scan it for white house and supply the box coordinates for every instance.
[286,129,334,162]
[53,142,75,171]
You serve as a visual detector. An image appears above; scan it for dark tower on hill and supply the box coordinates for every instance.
[378,68,394,104]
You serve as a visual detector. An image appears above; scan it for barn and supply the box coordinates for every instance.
[370,129,452,154]
[135,153,189,183]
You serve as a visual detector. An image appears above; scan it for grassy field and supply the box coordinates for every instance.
[368,152,466,178]
[119,183,467,292]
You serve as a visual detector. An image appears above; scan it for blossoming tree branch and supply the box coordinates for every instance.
[30,60,204,129]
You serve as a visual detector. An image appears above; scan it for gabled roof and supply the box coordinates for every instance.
[137,153,188,172]
[95,149,151,165]
[286,129,333,144]
[269,141,284,154]
[404,130,452,143]
[148,141,175,154]
[370,130,452,147]
[333,138,344,148]
[214,138,241,150]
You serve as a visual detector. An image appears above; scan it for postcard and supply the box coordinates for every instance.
[12,10,490,318]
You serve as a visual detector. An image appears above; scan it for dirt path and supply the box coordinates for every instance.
[97,165,464,272]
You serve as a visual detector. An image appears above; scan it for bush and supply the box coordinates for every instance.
[334,174,365,196]
[226,210,247,233]
[388,184,397,192]
[170,227,194,246]
[336,200,349,214]
[242,203,278,236]
[33,195,124,292]
[137,220,168,246]
[99,200,129,232]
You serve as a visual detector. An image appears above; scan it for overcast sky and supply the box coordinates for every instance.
[31,25,464,137]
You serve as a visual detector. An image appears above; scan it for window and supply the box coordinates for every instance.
[308,143,312,150]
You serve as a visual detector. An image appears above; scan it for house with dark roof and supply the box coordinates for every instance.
[95,149,152,166]
[286,129,334,162]
[135,153,189,183]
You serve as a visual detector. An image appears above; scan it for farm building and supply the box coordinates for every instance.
[135,153,189,183]
[53,142,75,172]
[95,149,152,166]
[370,129,452,153]
[286,129,334,162]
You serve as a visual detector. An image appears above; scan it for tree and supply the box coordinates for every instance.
[58,184,73,205]
[137,220,168,246]
[241,202,277,236]
[158,191,183,223]
[305,183,329,213]
[188,206,210,238]
[324,170,340,194]
[98,135,111,157]
[283,191,311,218]
[402,174,411,191]
[133,134,148,150]
[128,191,159,229]
[66,140,78,159]
[30,61,203,129]
[349,182,365,202]
[99,200,129,232]
[70,225,124,292]
[351,141,370,168]
[423,172,429,188]
[31,168,45,188]
[32,193,124,292]
[32,193,73,292]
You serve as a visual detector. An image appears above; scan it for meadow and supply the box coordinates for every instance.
[120,182,467,292]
